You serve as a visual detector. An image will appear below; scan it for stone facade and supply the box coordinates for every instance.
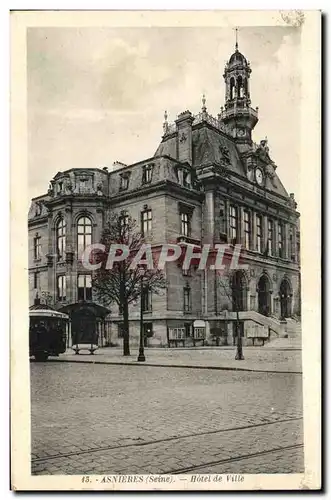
[28,44,301,348]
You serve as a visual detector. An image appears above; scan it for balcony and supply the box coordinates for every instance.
[221,103,258,121]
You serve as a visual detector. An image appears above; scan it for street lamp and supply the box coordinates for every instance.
[234,292,244,361]
[137,279,146,362]
[235,317,244,360]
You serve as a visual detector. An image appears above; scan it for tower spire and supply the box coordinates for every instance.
[235,27,238,51]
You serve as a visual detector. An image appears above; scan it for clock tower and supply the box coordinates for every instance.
[220,34,259,151]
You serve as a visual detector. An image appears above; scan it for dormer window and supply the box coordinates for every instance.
[183,171,191,188]
[120,172,130,191]
[58,182,63,194]
[142,164,153,184]
[177,167,191,188]
[35,203,42,217]
[177,169,184,186]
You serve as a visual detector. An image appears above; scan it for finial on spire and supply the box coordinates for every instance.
[202,94,207,112]
[163,110,169,134]
[235,27,239,51]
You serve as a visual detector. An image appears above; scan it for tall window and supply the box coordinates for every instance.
[183,286,191,312]
[181,212,191,237]
[267,220,274,255]
[57,275,66,301]
[77,274,92,301]
[56,218,66,259]
[256,215,262,253]
[243,210,250,249]
[33,272,39,289]
[278,222,284,258]
[77,217,92,258]
[219,202,226,238]
[229,206,238,242]
[141,209,152,237]
[142,164,153,184]
[142,287,152,312]
[34,235,41,260]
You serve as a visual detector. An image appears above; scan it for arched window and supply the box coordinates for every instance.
[230,77,236,99]
[237,76,244,98]
[244,78,248,98]
[77,216,92,258]
[257,274,271,316]
[280,279,292,319]
[56,218,66,259]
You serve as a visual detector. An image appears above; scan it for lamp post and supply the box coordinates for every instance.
[137,279,146,362]
[235,315,244,360]
[234,294,244,360]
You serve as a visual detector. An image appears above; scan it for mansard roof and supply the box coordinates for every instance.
[154,120,290,199]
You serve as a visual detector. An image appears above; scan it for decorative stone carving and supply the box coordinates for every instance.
[179,132,187,143]
[65,181,73,194]
[96,183,103,196]
[219,145,231,165]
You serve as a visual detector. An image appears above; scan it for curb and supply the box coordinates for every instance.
[45,358,302,375]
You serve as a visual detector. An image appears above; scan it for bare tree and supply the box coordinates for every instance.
[218,273,244,360]
[92,212,166,356]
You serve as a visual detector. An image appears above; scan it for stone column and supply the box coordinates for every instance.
[225,199,230,241]
[293,224,297,263]
[270,290,274,314]
[47,211,55,303]
[284,223,289,260]
[239,206,245,246]
[204,190,215,245]
[263,215,268,254]
[65,206,74,303]
[274,220,279,257]
[251,210,256,252]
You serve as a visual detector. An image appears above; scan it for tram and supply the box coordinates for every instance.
[29,306,69,361]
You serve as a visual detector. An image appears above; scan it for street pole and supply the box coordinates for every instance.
[235,309,244,361]
[137,279,146,362]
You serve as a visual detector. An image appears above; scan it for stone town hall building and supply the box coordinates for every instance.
[28,42,301,348]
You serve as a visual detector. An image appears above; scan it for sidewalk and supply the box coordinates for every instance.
[50,346,302,374]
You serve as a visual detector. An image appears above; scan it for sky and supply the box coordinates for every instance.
[27,26,301,204]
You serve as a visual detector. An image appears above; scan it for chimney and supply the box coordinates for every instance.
[175,111,194,165]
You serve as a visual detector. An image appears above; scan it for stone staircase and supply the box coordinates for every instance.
[227,310,302,349]
[264,318,302,349]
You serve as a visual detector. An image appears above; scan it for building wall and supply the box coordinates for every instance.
[28,158,301,348]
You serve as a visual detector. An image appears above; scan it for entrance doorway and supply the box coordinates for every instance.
[257,274,271,316]
[280,279,292,319]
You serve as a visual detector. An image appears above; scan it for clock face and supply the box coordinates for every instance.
[255,168,264,185]
[237,128,246,137]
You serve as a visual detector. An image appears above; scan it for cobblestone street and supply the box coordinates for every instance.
[30,362,303,475]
